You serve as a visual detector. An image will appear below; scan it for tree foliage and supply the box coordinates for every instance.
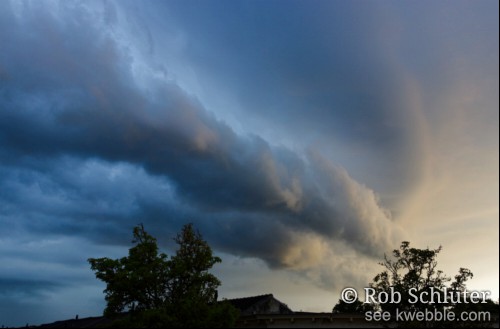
[332,297,374,314]
[88,224,170,316]
[368,241,496,327]
[88,223,238,327]
[164,224,237,328]
[168,224,221,305]
[370,241,456,314]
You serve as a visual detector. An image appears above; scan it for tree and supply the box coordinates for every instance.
[332,297,374,314]
[164,223,238,328]
[370,242,449,313]
[369,241,484,327]
[88,223,238,327]
[168,223,222,306]
[88,224,170,316]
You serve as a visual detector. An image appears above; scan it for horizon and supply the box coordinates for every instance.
[0,0,498,327]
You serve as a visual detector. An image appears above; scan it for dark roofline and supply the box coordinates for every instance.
[224,293,274,302]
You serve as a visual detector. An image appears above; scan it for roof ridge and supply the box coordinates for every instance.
[225,293,273,301]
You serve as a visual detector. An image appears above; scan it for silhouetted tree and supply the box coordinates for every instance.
[369,241,492,328]
[88,224,170,316]
[163,223,238,328]
[89,223,238,327]
[332,297,374,314]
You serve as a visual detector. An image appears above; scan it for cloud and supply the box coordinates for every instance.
[0,0,403,271]
[148,1,437,207]
[1,1,498,326]
[0,278,63,299]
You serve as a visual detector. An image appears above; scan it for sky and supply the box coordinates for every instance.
[0,0,498,326]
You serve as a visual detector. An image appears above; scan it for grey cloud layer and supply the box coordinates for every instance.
[2,1,498,326]
[0,0,402,270]
[157,0,498,202]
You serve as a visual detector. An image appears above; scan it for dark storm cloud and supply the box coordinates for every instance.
[162,0,414,145]
[154,0,499,206]
[0,231,111,326]
[0,278,64,298]
[149,0,427,198]
[0,0,402,266]
[1,0,498,326]
[0,155,200,256]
